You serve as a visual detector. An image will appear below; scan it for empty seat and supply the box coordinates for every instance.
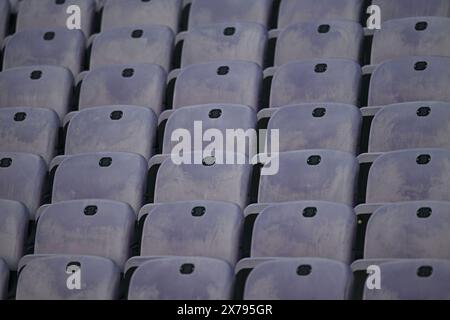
[188,0,272,29]
[258,150,358,206]
[243,258,353,300]
[16,255,121,300]
[274,21,363,66]
[52,152,147,213]
[363,201,450,260]
[0,107,59,165]
[101,0,182,34]
[153,152,252,209]
[127,257,234,300]
[65,106,157,160]
[265,103,361,154]
[16,0,96,36]
[0,152,47,215]
[372,0,450,23]
[78,64,166,115]
[0,66,74,122]
[368,102,450,153]
[35,200,135,267]
[366,149,450,204]
[250,202,356,263]
[172,61,262,110]
[180,22,267,68]
[0,0,9,43]
[0,259,8,300]
[269,59,361,108]
[277,0,363,28]
[89,26,174,72]
[369,56,450,106]
[3,28,86,76]
[139,201,243,265]
[0,200,28,270]
[162,104,257,156]
[364,259,450,300]
[371,17,450,65]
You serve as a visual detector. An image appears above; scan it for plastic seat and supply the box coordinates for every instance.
[258,150,358,206]
[180,22,267,68]
[65,106,157,160]
[101,0,182,34]
[188,0,272,29]
[172,61,262,110]
[250,202,356,263]
[138,201,243,265]
[277,0,363,28]
[0,66,74,122]
[0,0,9,43]
[364,259,450,300]
[3,28,86,76]
[0,152,47,215]
[243,258,353,300]
[35,200,135,267]
[0,200,28,270]
[127,257,234,300]
[369,56,450,106]
[371,17,450,65]
[16,255,121,300]
[0,259,8,300]
[265,103,361,154]
[274,21,363,66]
[89,26,174,72]
[16,0,96,36]
[269,59,361,108]
[52,152,147,213]
[78,64,166,115]
[368,102,450,153]
[372,0,450,23]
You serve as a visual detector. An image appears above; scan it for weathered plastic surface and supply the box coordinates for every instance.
[3,28,86,76]
[128,257,234,300]
[0,258,8,300]
[0,0,9,43]
[66,105,157,160]
[79,64,166,115]
[16,255,121,300]
[0,65,74,122]
[0,107,59,164]
[372,0,450,23]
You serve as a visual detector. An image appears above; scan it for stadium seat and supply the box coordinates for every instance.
[257,150,358,206]
[0,258,8,300]
[263,103,361,154]
[0,0,9,43]
[179,22,267,68]
[249,202,356,264]
[101,0,182,34]
[65,106,157,160]
[0,200,28,270]
[161,104,257,156]
[127,257,234,300]
[188,0,272,29]
[273,21,363,66]
[172,61,262,110]
[371,17,450,65]
[89,26,174,72]
[269,59,361,108]
[3,28,86,76]
[368,102,450,152]
[242,258,353,300]
[16,255,121,300]
[34,200,135,267]
[372,0,450,23]
[368,56,450,106]
[78,64,166,115]
[0,152,47,215]
[277,0,363,28]
[0,66,74,122]
[16,0,96,37]
[52,152,147,213]
[151,152,252,209]
[0,107,59,165]
[363,259,450,300]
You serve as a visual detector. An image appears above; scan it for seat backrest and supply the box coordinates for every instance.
[0,0,9,43]
[372,0,450,23]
